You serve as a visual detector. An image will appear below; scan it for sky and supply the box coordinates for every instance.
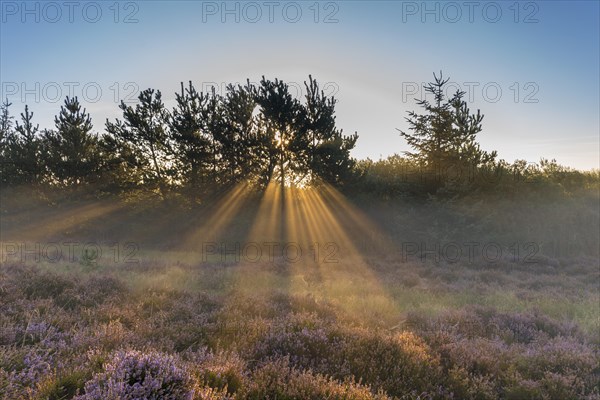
[1,0,599,170]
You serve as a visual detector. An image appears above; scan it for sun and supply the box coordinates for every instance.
[272,129,311,188]
[274,130,289,147]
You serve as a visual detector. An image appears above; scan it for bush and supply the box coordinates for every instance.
[245,358,390,400]
[76,350,194,400]
[22,270,75,300]
[251,314,448,398]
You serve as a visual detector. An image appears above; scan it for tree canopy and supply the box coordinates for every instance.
[2,72,578,201]
[0,76,359,200]
[398,72,497,190]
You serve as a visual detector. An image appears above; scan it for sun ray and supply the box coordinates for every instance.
[287,185,403,324]
[244,180,282,244]
[0,200,125,242]
[175,182,251,252]
[196,178,407,334]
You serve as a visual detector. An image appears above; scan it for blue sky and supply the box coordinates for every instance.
[1,0,598,169]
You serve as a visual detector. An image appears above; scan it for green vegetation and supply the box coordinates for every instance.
[0,73,598,399]
[1,73,596,203]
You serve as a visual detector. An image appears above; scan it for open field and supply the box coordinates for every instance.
[2,0,599,398]
[1,187,599,399]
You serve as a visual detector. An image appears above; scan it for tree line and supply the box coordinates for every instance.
[1,73,595,202]
[0,76,357,200]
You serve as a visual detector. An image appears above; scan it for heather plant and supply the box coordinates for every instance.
[244,357,391,400]
[184,348,247,395]
[75,349,195,400]
[34,367,92,400]
[21,270,76,300]
[250,314,450,397]
[331,329,450,398]
[249,312,334,366]
[1,254,598,400]
[1,348,53,397]
[79,274,129,306]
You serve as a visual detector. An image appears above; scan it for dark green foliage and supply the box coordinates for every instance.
[45,96,102,187]
[398,72,497,193]
[255,76,307,188]
[0,104,45,186]
[96,76,357,198]
[0,73,595,202]
[350,154,598,201]
[169,82,221,201]
[304,75,358,186]
[0,98,14,185]
[105,89,174,198]
[218,81,265,187]
[0,98,13,144]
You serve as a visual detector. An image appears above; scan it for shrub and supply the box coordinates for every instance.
[184,348,247,395]
[35,368,91,400]
[76,350,194,400]
[245,358,390,400]
[22,271,75,300]
[251,315,448,398]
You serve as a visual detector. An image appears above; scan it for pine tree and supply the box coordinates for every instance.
[256,76,308,189]
[303,75,357,186]
[0,99,14,186]
[0,105,45,185]
[0,98,13,145]
[399,72,455,170]
[169,82,220,201]
[398,72,496,188]
[219,81,263,186]
[449,94,497,167]
[105,89,173,198]
[45,96,100,187]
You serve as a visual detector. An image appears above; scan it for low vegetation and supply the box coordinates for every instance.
[1,73,598,399]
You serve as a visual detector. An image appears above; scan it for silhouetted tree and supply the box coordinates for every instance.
[0,99,13,145]
[1,105,45,185]
[449,94,497,167]
[303,76,357,186]
[105,89,173,198]
[45,96,101,187]
[218,81,271,187]
[256,77,308,189]
[169,82,221,201]
[398,72,496,189]
[0,99,14,186]
[98,131,142,193]
[0,76,361,196]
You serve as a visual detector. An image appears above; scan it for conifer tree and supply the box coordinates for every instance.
[303,75,357,186]
[45,96,100,186]
[256,77,308,189]
[0,98,13,145]
[105,89,173,198]
[0,99,14,186]
[6,105,44,185]
[218,81,263,186]
[398,72,496,187]
[169,82,220,200]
